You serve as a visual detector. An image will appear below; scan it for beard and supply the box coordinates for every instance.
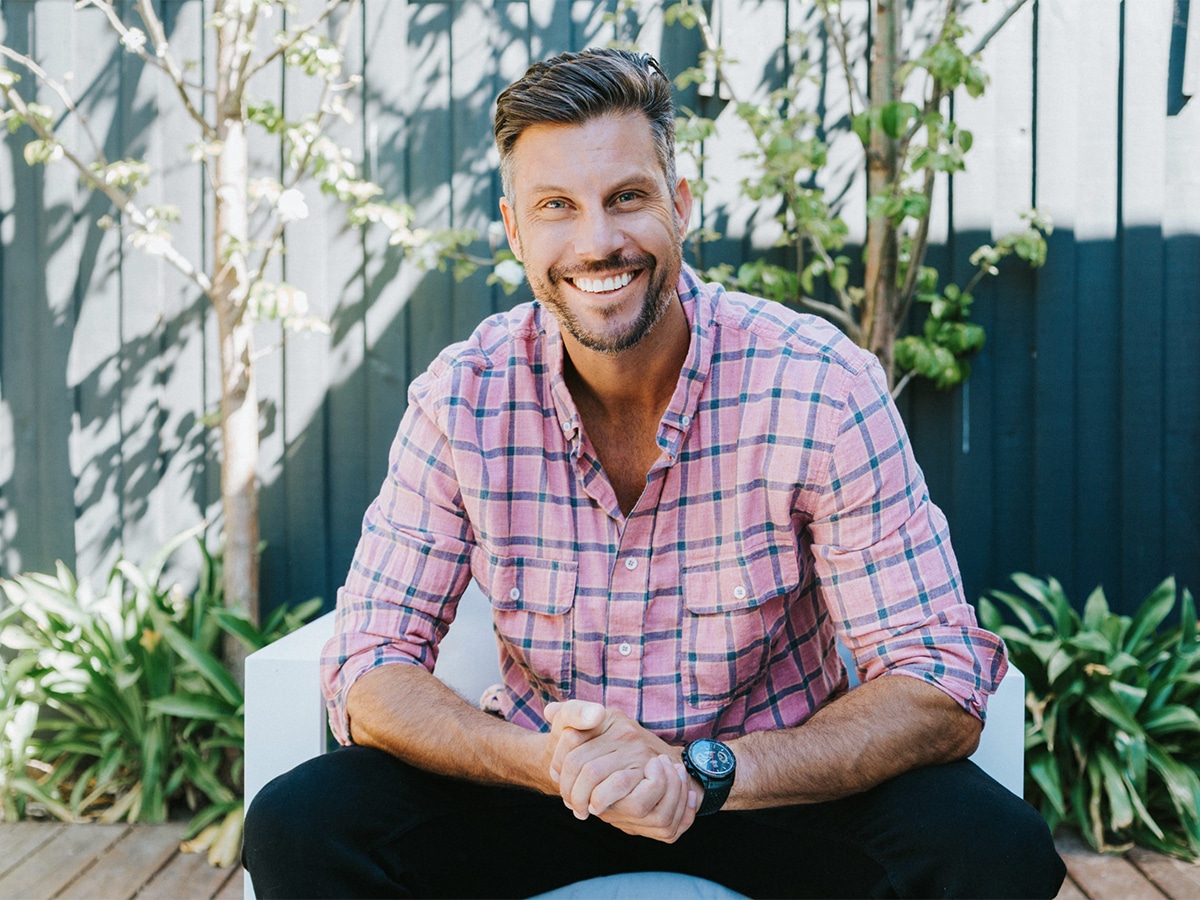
[525,243,682,355]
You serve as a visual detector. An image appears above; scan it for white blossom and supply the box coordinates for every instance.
[277,187,309,222]
[493,259,525,287]
[121,29,148,54]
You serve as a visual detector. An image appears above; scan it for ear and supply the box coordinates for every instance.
[673,177,695,240]
[498,196,524,262]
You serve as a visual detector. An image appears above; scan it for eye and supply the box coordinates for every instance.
[543,199,568,210]
[615,191,640,203]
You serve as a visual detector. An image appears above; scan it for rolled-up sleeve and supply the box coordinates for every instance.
[320,371,474,745]
[806,356,1007,721]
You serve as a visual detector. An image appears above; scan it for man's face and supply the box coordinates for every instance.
[499,112,693,355]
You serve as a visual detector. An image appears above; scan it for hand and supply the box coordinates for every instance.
[544,700,699,842]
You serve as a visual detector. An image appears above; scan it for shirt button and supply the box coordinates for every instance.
[561,421,572,433]
[624,557,638,570]
[681,414,691,426]
[733,585,747,600]
[509,587,521,601]
[618,642,632,656]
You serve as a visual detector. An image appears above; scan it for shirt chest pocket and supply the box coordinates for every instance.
[681,544,798,709]
[486,556,578,701]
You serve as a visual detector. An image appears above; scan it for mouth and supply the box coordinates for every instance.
[565,269,642,295]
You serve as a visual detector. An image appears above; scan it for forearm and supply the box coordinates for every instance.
[345,663,555,794]
[725,674,982,809]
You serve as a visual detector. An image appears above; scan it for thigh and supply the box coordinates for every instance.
[649,761,1062,899]
[244,745,635,898]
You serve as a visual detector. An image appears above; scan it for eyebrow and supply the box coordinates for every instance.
[523,173,663,199]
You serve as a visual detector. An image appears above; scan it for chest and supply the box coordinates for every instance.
[581,412,664,516]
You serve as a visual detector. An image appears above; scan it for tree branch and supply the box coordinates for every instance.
[242,0,346,84]
[893,167,936,329]
[817,0,867,115]
[132,0,215,137]
[249,0,363,286]
[0,45,109,164]
[969,0,1034,58]
[1,83,213,295]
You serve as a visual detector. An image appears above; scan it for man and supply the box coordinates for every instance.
[244,48,1065,898]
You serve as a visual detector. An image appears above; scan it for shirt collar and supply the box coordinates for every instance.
[537,263,719,457]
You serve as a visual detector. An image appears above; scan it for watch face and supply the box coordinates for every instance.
[689,739,735,777]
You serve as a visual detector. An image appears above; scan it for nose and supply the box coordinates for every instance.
[572,207,625,261]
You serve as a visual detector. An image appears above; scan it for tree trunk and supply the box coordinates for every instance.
[213,6,258,682]
[863,0,903,389]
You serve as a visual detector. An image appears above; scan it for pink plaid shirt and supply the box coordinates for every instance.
[322,265,1006,746]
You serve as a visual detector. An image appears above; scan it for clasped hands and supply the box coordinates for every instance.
[543,699,699,843]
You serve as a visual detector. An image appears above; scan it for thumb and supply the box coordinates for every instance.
[557,699,606,730]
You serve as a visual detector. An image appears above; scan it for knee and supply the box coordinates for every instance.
[940,785,1066,898]
[243,761,332,879]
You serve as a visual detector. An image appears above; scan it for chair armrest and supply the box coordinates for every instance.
[243,611,336,811]
[969,666,1025,797]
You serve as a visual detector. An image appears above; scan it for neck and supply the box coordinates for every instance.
[561,297,690,418]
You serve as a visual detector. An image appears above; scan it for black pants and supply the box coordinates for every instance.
[243,745,1065,899]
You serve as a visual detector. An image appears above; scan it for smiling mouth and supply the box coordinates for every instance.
[567,270,640,294]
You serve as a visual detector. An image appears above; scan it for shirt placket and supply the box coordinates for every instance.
[603,483,663,715]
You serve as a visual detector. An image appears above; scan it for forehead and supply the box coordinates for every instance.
[508,111,664,196]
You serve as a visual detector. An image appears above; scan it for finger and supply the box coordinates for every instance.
[564,745,634,817]
[548,725,591,782]
[584,763,645,816]
[555,699,605,731]
[544,701,562,722]
[606,754,673,822]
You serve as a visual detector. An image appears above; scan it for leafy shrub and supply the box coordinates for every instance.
[0,526,319,864]
[980,574,1200,860]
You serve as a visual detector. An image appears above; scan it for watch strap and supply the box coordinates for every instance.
[695,779,731,816]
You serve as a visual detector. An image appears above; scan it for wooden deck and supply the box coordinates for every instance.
[2,821,1199,898]
[0,822,241,899]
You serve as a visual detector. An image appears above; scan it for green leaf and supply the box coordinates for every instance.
[1028,750,1066,817]
[1096,748,1134,830]
[1125,577,1177,653]
[987,588,1045,635]
[157,621,242,707]
[879,101,919,139]
[147,692,236,721]
[1085,687,1145,735]
[1143,704,1200,736]
[1082,586,1110,631]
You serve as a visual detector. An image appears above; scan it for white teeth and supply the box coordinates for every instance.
[574,271,634,293]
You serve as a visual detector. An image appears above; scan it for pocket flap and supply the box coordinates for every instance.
[487,555,577,615]
[682,540,798,615]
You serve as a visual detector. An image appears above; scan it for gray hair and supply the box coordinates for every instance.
[494,48,677,200]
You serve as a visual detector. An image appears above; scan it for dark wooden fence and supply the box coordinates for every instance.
[1,0,1196,619]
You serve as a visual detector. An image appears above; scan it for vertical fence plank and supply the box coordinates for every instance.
[942,0,1038,601]
[1042,0,1123,601]
[362,0,413,489]
[155,0,210,585]
[1162,0,1200,600]
[60,4,124,580]
[1119,0,1171,613]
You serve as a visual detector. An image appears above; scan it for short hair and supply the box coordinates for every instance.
[493,48,676,200]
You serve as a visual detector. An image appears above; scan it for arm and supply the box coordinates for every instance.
[725,674,980,809]
[345,663,556,792]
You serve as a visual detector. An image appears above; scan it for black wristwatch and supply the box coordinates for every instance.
[681,738,736,815]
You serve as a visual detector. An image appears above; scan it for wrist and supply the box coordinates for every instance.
[681,738,736,815]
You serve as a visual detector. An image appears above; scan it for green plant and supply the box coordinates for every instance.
[0,525,319,865]
[979,574,1200,860]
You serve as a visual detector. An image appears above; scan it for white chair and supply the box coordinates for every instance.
[243,582,1026,899]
